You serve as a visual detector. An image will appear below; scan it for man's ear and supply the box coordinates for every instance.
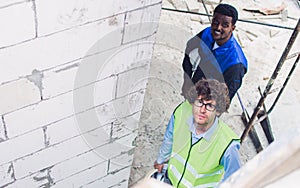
[232,25,236,31]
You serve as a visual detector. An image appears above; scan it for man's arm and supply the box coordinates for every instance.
[181,49,194,98]
[220,141,241,182]
[223,63,246,101]
[182,35,201,98]
[154,114,174,172]
[182,32,204,79]
[182,54,193,78]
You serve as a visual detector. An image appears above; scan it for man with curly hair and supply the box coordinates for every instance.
[182,3,247,102]
[154,79,241,187]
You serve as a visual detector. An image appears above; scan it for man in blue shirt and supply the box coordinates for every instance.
[154,79,241,187]
[182,4,248,101]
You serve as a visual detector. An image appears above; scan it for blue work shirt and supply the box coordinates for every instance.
[157,114,241,182]
[201,27,248,74]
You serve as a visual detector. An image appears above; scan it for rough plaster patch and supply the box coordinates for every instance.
[59,7,88,26]
[33,168,54,188]
[27,69,44,100]
[109,16,118,26]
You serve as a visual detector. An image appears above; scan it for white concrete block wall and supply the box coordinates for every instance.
[0,2,35,48]
[4,170,50,188]
[0,0,161,187]
[0,129,45,165]
[0,78,40,115]
[5,92,75,138]
[0,15,124,84]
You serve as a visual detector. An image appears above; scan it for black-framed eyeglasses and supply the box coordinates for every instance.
[193,99,216,111]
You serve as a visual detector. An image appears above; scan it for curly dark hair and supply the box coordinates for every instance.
[186,79,230,114]
[214,3,238,25]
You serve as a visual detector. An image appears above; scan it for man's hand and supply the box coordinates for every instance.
[154,161,164,173]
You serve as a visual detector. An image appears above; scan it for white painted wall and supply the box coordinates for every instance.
[0,0,162,187]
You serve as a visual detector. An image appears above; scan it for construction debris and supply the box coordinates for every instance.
[243,2,287,15]
[185,0,200,12]
[167,0,187,10]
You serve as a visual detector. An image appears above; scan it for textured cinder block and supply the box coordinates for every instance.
[109,112,141,140]
[0,2,35,48]
[123,4,161,44]
[46,114,111,148]
[0,129,44,165]
[82,166,131,188]
[91,76,118,108]
[94,93,144,129]
[51,160,108,187]
[5,92,74,138]
[0,78,40,115]
[43,62,117,104]
[13,135,94,179]
[42,62,79,99]
[45,116,81,146]
[35,0,160,36]
[108,152,134,174]
[95,103,118,126]
[116,64,150,98]
[36,0,123,35]
[92,43,153,80]
[50,151,106,184]
[5,77,116,138]
[96,90,144,124]
[0,14,124,84]
[4,169,52,188]
[92,133,136,163]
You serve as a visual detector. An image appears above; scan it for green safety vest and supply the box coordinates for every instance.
[168,100,239,188]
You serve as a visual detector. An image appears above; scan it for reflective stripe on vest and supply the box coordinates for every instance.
[171,153,223,179]
[169,164,219,188]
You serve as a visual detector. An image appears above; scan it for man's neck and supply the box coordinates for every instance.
[194,118,216,135]
[195,125,209,135]
[214,33,232,46]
